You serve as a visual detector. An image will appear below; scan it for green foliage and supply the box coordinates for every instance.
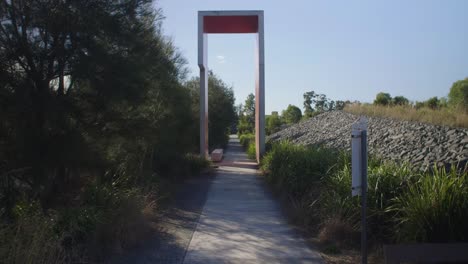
[303,91,316,118]
[261,142,337,198]
[239,134,256,159]
[0,1,213,261]
[185,72,236,149]
[0,0,196,212]
[244,93,256,119]
[335,100,347,110]
[390,166,468,242]
[237,94,256,134]
[266,113,283,135]
[282,105,303,124]
[392,96,409,106]
[448,78,468,111]
[345,103,468,128]
[247,142,257,160]
[261,141,468,247]
[239,134,255,149]
[303,91,340,119]
[183,154,211,176]
[414,97,447,110]
[374,92,392,105]
[425,96,440,109]
[325,158,417,240]
[0,202,67,264]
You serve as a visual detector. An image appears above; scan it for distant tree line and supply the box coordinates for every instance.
[373,78,468,111]
[236,91,348,136]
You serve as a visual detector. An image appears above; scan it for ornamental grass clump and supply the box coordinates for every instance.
[389,165,468,243]
[261,141,337,199]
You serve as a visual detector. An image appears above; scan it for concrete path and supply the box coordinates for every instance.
[183,136,323,264]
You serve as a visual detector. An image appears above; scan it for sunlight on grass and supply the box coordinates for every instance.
[344,104,468,128]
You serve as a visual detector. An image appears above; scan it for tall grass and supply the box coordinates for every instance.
[324,159,418,241]
[261,141,338,198]
[0,186,159,263]
[261,141,468,249]
[0,155,208,263]
[239,133,257,160]
[239,133,255,149]
[0,204,68,264]
[390,166,468,242]
[247,143,256,160]
[344,104,468,128]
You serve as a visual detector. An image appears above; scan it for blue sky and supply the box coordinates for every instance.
[158,0,468,114]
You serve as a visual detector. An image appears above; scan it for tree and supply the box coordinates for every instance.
[0,0,194,214]
[335,100,346,110]
[439,97,448,108]
[185,72,236,149]
[303,91,316,117]
[282,105,302,124]
[244,93,256,123]
[315,94,328,111]
[374,92,392,105]
[266,112,283,135]
[392,96,409,106]
[238,94,255,134]
[448,78,468,111]
[425,96,440,110]
[328,100,336,111]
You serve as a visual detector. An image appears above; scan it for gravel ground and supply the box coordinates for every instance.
[268,111,468,171]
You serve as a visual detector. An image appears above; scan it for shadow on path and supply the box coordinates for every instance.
[183,136,323,264]
[112,135,322,264]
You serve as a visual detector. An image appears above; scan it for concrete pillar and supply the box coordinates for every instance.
[198,14,208,158]
[255,12,265,162]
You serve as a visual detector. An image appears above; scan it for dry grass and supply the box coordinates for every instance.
[0,211,69,264]
[344,104,468,128]
[318,218,359,246]
[0,191,159,264]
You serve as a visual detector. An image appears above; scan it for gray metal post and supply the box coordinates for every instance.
[361,130,368,264]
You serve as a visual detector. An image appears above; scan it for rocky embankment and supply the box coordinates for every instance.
[268,111,468,170]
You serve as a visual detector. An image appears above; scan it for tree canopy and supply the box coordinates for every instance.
[282,104,302,124]
[448,78,468,111]
[238,93,256,134]
[185,72,236,150]
[374,92,392,105]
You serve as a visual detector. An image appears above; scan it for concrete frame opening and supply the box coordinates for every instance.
[198,10,265,162]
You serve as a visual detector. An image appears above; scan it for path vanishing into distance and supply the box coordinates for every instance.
[183,136,322,264]
[114,135,322,264]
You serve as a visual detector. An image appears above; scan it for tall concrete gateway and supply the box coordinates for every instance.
[198,10,265,162]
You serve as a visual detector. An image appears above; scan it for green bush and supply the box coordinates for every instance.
[324,158,418,241]
[390,166,468,242]
[183,154,210,176]
[261,141,468,247]
[448,78,468,111]
[247,143,256,160]
[0,202,67,264]
[261,141,337,198]
[239,133,255,149]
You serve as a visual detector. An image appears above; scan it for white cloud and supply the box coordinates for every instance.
[216,55,226,64]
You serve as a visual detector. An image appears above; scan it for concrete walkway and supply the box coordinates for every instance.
[183,136,323,264]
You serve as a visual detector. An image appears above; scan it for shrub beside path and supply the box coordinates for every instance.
[183,135,323,264]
